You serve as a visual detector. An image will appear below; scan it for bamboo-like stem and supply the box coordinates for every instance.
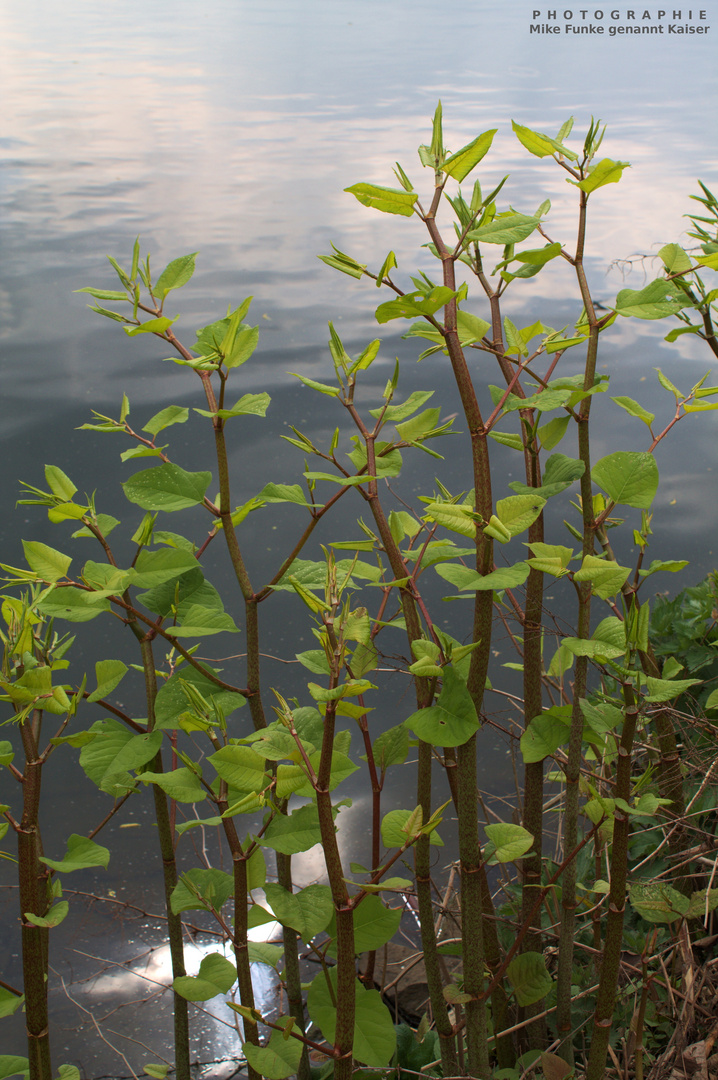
[356,704,383,989]
[352,404,459,1074]
[276,849,311,1080]
[316,619,355,1080]
[138,635,190,1080]
[585,674,640,1079]
[210,411,266,732]
[424,184,495,1076]
[17,710,52,1080]
[478,863,514,1068]
[457,734,490,1078]
[416,741,459,1075]
[220,814,262,1080]
[597,525,691,894]
[555,183,601,1068]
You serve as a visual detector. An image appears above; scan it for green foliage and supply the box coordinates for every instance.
[2,107,716,1080]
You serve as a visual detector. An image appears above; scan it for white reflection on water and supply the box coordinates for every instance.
[66,917,284,1069]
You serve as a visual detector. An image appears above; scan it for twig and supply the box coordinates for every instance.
[59,976,141,1080]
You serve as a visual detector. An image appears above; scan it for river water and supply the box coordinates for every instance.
[1,0,717,1074]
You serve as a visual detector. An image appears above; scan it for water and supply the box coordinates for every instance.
[1,0,717,1074]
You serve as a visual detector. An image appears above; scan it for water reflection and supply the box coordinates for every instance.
[49,908,283,1077]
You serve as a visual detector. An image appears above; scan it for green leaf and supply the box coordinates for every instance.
[76,287,129,302]
[171,868,234,914]
[376,286,458,324]
[468,213,541,245]
[488,430,524,451]
[510,454,584,500]
[195,391,269,420]
[506,952,553,1006]
[615,279,686,320]
[173,952,237,1002]
[592,451,659,509]
[526,542,573,578]
[43,465,77,501]
[259,482,315,507]
[133,548,200,589]
[486,495,546,542]
[155,252,197,300]
[124,316,177,337]
[318,244,367,279]
[443,984,472,1005]
[611,396,655,427]
[637,558,689,579]
[123,464,212,512]
[539,415,570,451]
[435,561,531,592]
[278,750,358,798]
[263,883,334,943]
[348,894,402,952]
[705,687,718,709]
[0,1061,29,1080]
[685,888,718,920]
[658,243,693,274]
[381,808,443,847]
[23,588,102,629]
[574,555,631,600]
[644,675,701,703]
[345,183,417,217]
[24,901,69,928]
[40,834,110,873]
[328,895,401,954]
[0,989,24,1019]
[81,561,136,593]
[262,802,322,855]
[423,501,477,539]
[246,932,282,961]
[572,158,629,194]
[165,604,239,637]
[143,1066,169,1080]
[563,616,627,661]
[21,541,71,583]
[442,129,496,182]
[71,513,120,540]
[142,406,189,436]
[243,1021,304,1080]
[539,1052,574,1080]
[369,390,434,422]
[629,882,690,924]
[372,724,410,770]
[347,440,403,479]
[89,727,163,792]
[484,823,534,863]
[395,407,442,442]
[655,368,682,398]
[521,708,571,763]
[140,768,206,803]
[88,659,128,703]
[154,665,245,729]
[223,325,259,370]
[664,324,702,343]
[405,665,479,748]
[307,969,396,1067]
[208,746,268,793]
[512,120,572,159]
[308,679,375,703]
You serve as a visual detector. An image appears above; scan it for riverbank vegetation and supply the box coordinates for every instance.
[2,109,718,1080]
